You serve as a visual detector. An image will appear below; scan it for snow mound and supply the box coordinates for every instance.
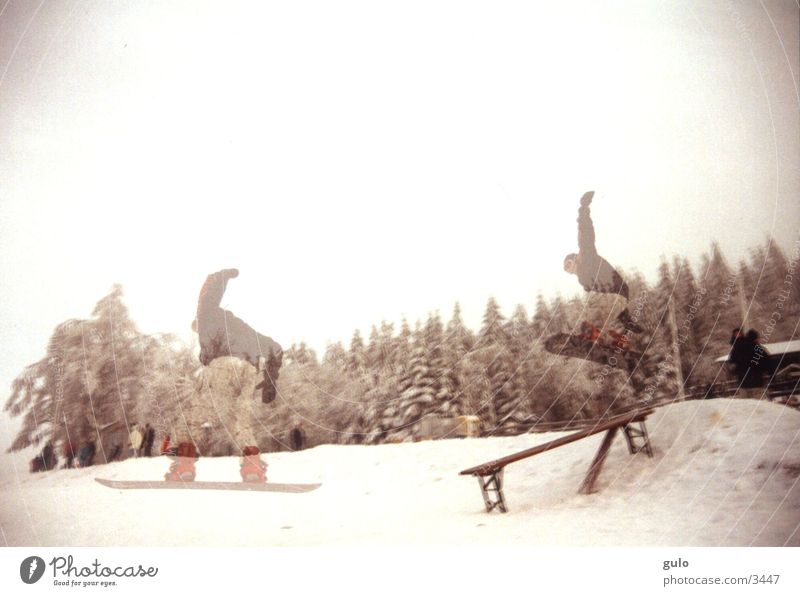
[1,399,798,546]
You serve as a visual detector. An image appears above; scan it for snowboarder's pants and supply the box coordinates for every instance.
[576,292,628,337]
[172,357,262,454]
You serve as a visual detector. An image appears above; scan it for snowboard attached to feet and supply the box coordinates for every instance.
[95,478,321,493]
[543,331,642,371]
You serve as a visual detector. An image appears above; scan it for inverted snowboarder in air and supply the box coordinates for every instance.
[193,268,283,403]
[544,191,646,375]
[166,268,283,483]
[563,191,643,341]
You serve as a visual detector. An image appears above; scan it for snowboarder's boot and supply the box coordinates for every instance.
[617,308,643,334]
[579,321,601,343]
[164,442,198,482]
[240,446,267,483]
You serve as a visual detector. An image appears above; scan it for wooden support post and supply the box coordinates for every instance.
[578,427,619,495]
[623,421,653,458]
[477,470,507,513]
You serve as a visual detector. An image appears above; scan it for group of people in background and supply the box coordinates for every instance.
[128,423,156,458]
[30,438,94,473]
[29,422,159,473]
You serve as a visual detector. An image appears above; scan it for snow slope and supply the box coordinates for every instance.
[1,399,798,547]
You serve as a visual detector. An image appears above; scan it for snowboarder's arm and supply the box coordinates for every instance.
[577,192,597,258]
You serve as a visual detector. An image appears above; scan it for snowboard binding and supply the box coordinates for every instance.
[240,446,268,483]
[164,442,198,482]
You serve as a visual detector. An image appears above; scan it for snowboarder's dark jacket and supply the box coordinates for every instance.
[574,203,630,300]
[195,269,282,369]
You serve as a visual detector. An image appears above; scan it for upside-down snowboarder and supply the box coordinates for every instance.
[194,267,283,401]
[165,268,283,483]
[562,191,643,349]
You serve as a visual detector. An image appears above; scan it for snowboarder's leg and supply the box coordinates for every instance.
[584,293,630,349]
[240,446,268,483]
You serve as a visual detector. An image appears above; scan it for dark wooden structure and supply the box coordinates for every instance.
[459,409,654,513]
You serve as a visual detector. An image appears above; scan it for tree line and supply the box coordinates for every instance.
[5,238,798,460]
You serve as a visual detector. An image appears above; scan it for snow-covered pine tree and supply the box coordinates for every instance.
[531,293,553,338]
[347,329,366,374]
[5,285,158,464]
[748,238,795,341]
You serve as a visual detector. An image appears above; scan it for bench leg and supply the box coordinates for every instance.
[476,470,507,513]
[578,427,618,495]
[622,421,653,458]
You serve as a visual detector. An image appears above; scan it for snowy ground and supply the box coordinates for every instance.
[1,399,799,547]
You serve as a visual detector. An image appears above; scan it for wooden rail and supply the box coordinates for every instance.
[460,409,654,513]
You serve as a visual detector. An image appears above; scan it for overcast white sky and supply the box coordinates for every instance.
[0,1,798,448]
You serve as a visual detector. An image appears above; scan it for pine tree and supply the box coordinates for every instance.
[670,257,704,384]
[347,329,366,373]
[285,342,318,367]
[444,302,474,358]
[323,341,347,369]
[423,312,460,415]
[531,293,553,337]
[549,295,570,334]
[697,242,738,338]
[748,238,794,342]
[4,285,159,463]
[478,297,507,347]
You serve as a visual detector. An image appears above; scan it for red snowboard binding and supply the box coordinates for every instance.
[164,442,198,482]
[240,446,268,483]
[578,322,630,351]
[608,329,630,351]
[579,321,602,343]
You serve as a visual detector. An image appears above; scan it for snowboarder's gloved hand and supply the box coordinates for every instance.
[580,191,594,206]
[222,268,239,279]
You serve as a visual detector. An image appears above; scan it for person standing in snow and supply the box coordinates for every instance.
[563,191,643,348]
[741,329,770,389]
[62,440,76,469]
[160,434,173,456]
[129,424,144,458]
[142,423,156,457]
[729,327,748,381]
[77,439,96,468]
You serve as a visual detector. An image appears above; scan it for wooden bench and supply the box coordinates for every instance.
[459,409,654,513]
